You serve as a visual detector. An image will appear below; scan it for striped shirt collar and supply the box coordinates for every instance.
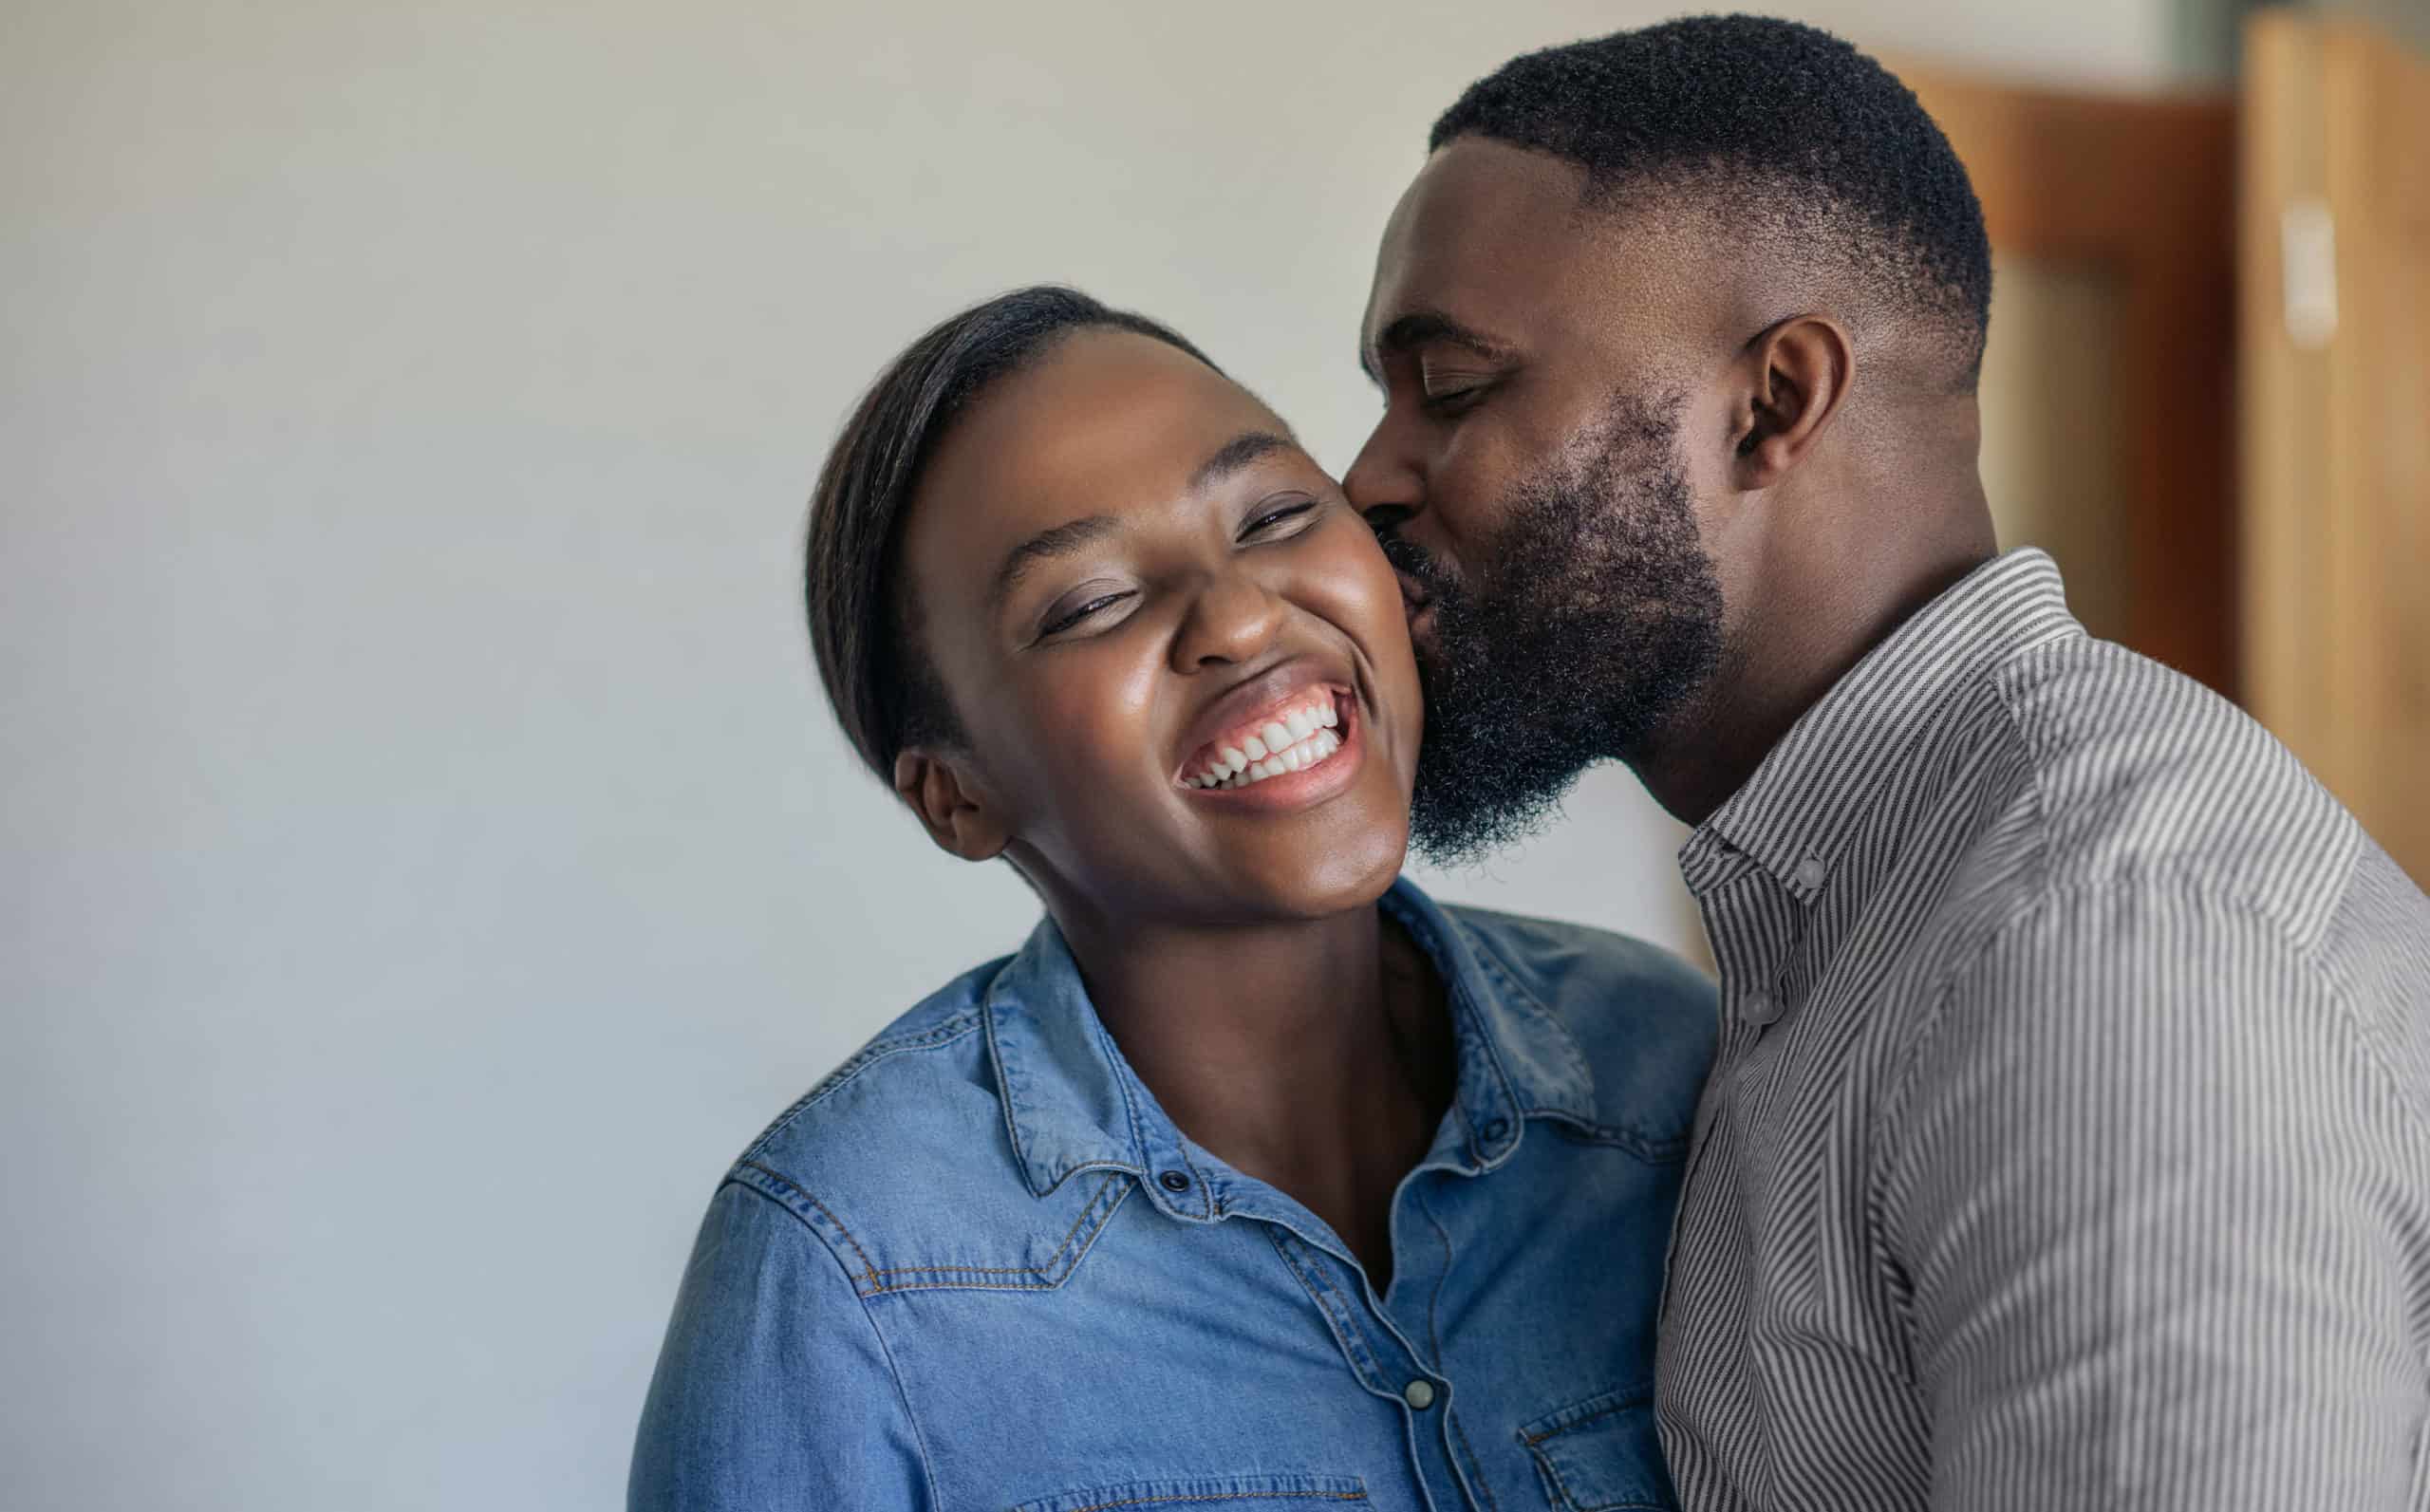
[1679,548,2084,903]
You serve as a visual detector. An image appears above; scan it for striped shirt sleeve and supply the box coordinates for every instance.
[1879,882,2423,1510]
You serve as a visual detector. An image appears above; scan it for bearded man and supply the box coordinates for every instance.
[1349,16,2430,1510]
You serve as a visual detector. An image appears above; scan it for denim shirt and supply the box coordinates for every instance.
[632,878,1717,1512]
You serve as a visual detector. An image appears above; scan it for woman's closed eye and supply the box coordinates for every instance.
[1240,495,1321,538]
[1033,497,1324,641]
[1037,587,1137,638]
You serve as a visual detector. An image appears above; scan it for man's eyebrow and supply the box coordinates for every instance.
[1189,429,1295,493]
[988,513,1122,612]
[1359,311,1514,384]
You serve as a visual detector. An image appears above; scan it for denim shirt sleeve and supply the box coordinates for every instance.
[629,1181,932,1511]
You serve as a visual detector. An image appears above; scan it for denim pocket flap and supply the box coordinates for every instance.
[1518,1384,1673,1511]
[1010,1471,1370,1512]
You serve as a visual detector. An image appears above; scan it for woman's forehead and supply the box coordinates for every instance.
[913,330,1290,551]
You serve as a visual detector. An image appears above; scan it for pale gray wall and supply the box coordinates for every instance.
[3,4,2182,1508]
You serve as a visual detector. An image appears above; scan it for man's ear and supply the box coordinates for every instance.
[892,746,1012,862]
[1729,313,1854,490]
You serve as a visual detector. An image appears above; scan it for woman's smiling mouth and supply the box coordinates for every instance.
[1170,679,1367,811]
[1181,688,1346,790]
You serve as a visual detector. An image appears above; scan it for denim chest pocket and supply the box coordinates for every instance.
[1009,1473,1370,1512]
[1518,1385,1674,1511]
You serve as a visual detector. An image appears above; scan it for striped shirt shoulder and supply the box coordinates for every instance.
[1991,633,2363,951]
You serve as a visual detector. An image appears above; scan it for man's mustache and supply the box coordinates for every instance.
[1372,526,1461,607]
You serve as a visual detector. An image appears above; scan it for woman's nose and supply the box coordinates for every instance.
[1169,569,1285,672]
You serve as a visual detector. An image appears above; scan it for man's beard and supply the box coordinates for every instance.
[1381,391,1725,866]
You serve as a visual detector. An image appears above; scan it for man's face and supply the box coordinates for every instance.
[1346,139,1736,860]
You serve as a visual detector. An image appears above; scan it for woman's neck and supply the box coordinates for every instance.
[1053,898,1453,1288]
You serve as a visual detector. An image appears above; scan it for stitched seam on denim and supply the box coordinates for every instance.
[715,1176,945,1503]
[864,1174,1126,1278]
[1530,1447,1585,1512]
[1448,1409,1503,1512]
[1416,1187,1452,1367]
[1531,1110,1687,1165]
[1520,1390,1650,1446]
[982,985,1042,1192]
[732,1160,881,1286]
[863,1180,1134,1295]
[1047,1493,1367,1512]
[842,1234,944,1508]
[1525,1439,1662,1512]
[1458,922,1597,1095]
[742,1010,986,1160]
[1462,929,1696,1159]
[1525,1437,1664,1512]
[1094,1012,1211,1218]
[1269,1229,1382,1388]
[1385,897,1530,1123]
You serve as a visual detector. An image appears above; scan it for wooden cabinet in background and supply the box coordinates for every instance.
[2241,11,2430,885]
[1902,15,2430,887]
[1896,61,2239,696]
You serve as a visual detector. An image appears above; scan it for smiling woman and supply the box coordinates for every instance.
[627,287,1721,1512]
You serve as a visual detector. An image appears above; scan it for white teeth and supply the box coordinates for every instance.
[1184,697,1354,791]
[1206,730,1340,787]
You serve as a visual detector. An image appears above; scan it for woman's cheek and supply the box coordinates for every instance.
[1025,643,1167,780]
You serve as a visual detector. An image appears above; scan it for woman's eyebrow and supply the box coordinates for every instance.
[987,430,1297,614]
[988,514,1122,612]
[1189,429,1295,493]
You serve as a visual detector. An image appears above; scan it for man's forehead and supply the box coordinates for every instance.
[1364,140,1718,364]
[1365,140,1596,343]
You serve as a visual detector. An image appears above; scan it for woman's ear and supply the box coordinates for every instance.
[1729,313,1854,491]
[893,747,1012,862]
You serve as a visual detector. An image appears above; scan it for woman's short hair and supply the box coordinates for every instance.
[805,286,1220,782]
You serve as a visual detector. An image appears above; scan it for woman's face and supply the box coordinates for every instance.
[896,328,1422,928]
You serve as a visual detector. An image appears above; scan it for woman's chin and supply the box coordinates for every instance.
[1218,812,1411,922]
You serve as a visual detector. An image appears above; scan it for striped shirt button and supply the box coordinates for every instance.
[1795,854,1827,891]
[1740,991,1782,1027]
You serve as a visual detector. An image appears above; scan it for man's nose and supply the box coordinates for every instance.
[1344,414,1424,529]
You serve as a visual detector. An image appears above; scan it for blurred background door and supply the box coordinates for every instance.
[2241,11,2430,884]
[1896,9,2428,885]
[1895,61,2238,688]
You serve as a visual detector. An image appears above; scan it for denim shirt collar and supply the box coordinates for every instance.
[981,876,1598,1223]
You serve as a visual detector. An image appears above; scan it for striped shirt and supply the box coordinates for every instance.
[1654,548,2430,1511]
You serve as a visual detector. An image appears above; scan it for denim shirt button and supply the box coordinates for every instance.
[1157,1170,1192,1193]
[1480,1118,1510,1143]
[1402,1379,1437,1409]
